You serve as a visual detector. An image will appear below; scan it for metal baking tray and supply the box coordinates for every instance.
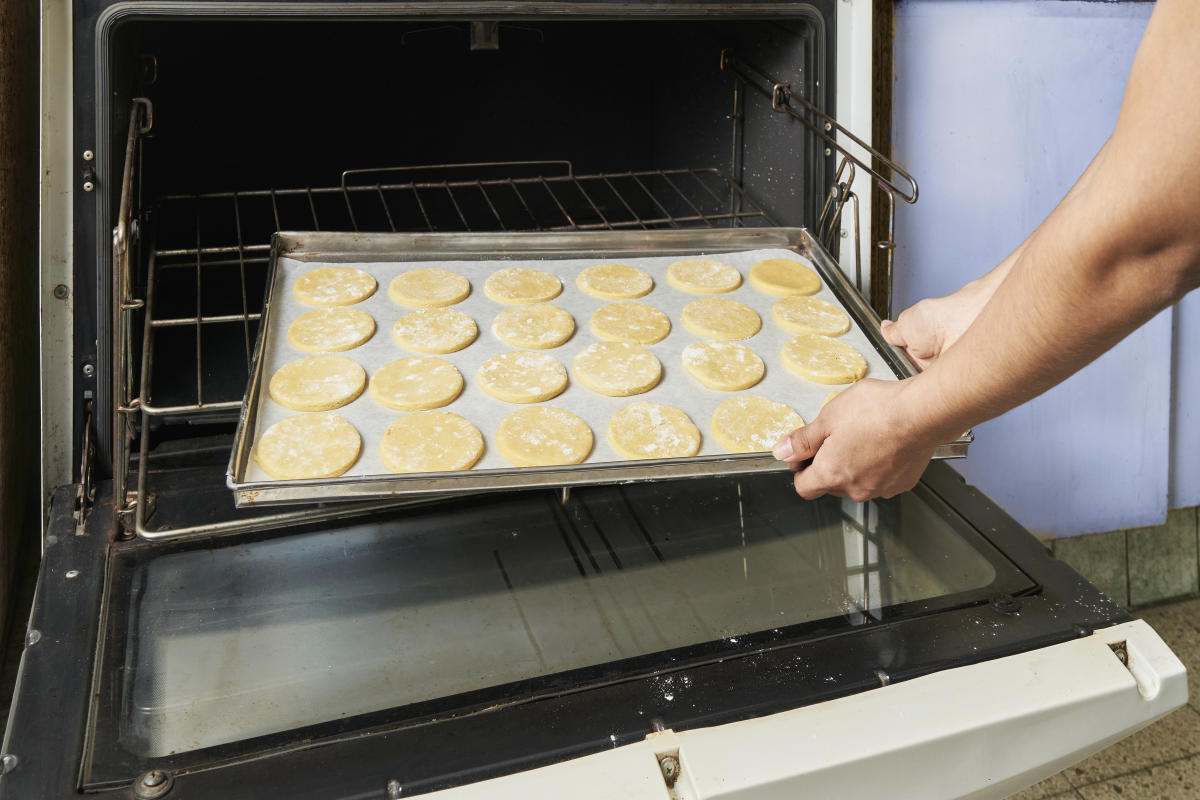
[228,229,970,507]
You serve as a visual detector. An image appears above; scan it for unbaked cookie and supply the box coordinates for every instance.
[681,341,765,391]
[478,351,569,403]
[772,295,850,336]
[369,357,464,411]
[666,257,741,294]
[576,263,654,300]
[589,302,671,345]
[293,267,377,307]
[781,333,868,385]
[254,414,361,479]
[391,307,478,354]
[681,297,762,340]
[380,411,484,473]
[492,304,575,349]
[822,389,844,408]
[388,268,471,308]
[710,396,805,454]
[484,267,562,304]
[287,308,376,353]
[269,355,366,411]
[607,402,701,460]
[573,342,662,397]
[748,258,821,296]
[497,406,593,466]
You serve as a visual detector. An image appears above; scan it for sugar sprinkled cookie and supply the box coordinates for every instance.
[293,267,377,307]
[497,406,593,466]
[666,257,741,294]
[771,295,850,336]
[391,307,478,354]
[478,351,569,403]
[781,333,868,385]
[681,341,765,391]
[268,355,366,411]
[287,307,376,353]
[484,267,562,304]
[576,263,654,300]
[388,268,471,308]
[681,297,762,340]
[380,411,484,473]
[573,342,662,397]
[710,396,805,454]
[369,357,464,411]
[589,302,671,345]
[254,414,361,479]
[748,258,821,297]
[607,402,701,460]
[492,304,575,349]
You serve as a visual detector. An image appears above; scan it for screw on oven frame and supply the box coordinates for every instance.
[82,149,94,161]
[133,769,174,799]
[386,779,403,798]
[53,284,69,300]
[658,755,681,788]
[82,362,95,378]
[0,754,16,775]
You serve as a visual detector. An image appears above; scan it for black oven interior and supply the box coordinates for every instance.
[101,14,834,539]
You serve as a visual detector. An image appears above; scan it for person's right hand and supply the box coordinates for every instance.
[880,288,987,371]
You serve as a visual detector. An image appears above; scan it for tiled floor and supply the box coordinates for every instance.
[1008,596,1200,800]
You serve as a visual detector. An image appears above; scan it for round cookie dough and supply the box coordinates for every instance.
[388,268,471,308]
[369,357,463,411]
[391,307,478,354]
[681,341,765,391]
[287,307,376,353]
[293,267,377,307]
[822,389,844,408]
[484,267,562,305]
[380,411,484,473]
[576,263,654,300]
[771,295,851,336]
[748,258,821,297]
[573,342,662,397]
[666,257,741,294]
[492,304,575,349]
[607,402,701,460]
[497,406,594,467]
[710,396,805,454]
[269,355,366,411]
[478,351,569,404]
[589,302,671,345]
[254,414,361,479]
[681,297,762,340]
[781,333,869,385]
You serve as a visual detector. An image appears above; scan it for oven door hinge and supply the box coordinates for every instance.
[74,398,97,534]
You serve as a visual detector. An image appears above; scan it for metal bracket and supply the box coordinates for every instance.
[720,49,919,315]
[74,400,96,535]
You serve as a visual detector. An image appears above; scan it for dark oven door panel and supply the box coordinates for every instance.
[1,463,1135,798]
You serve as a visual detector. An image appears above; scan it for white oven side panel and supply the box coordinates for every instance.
[835,0,875,301]
[39,0,75,532]
[426,620,1185,800]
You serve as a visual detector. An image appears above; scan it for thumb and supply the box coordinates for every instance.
[881,318,906,347]
[772,419,829,463]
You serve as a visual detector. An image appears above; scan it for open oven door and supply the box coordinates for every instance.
[0,461,1185,800]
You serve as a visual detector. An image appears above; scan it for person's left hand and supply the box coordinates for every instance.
[771,378,942,502]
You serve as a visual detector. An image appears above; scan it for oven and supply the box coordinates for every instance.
[2,3,1187,799]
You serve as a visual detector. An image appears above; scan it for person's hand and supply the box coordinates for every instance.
[771,379,943,502]
[882,288,987,371]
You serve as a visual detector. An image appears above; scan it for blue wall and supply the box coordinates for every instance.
[893,1,1196,536]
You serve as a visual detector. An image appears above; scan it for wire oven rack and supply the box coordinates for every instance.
[125,159,776,538]
[112,48,920,541]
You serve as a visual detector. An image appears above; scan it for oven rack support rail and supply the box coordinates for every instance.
[720,49,919,312]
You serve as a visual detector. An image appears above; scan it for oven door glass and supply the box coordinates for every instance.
[87,470,1032,780]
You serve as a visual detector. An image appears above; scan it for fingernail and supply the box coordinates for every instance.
[772,435,793,461]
